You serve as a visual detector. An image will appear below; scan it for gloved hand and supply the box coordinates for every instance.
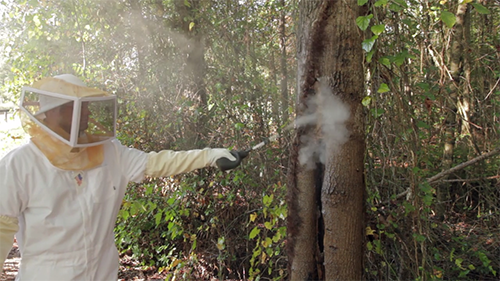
[207,148,237,167]
[211,149,251,171]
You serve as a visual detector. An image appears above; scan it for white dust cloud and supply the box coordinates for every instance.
[296,78,350,169]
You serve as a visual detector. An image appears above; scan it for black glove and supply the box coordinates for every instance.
[215,149,250,171]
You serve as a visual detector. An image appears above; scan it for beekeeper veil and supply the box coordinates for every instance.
[19,74,117,170]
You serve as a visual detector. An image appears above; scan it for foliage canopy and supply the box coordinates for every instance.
[1,0,499,279]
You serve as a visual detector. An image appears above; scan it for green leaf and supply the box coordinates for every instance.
[389,3,403,12]
[235,122,245,130]
[371,24,385,35]
[458,270,470,278]
[249,226,260,239]
[393,54,405,67]
[371,108,385,118]
[366,49,375,63]
[145,185,153,195]
[272,232,281,242]
[356,14,373,31]
[424,92,436,100]
[388,0,406,12]
[413,233,426,242]
[362,96,372,107]
[379,57,391,67]
[155,212,162,226]
[440,11,456,28]
[357,0,368,5]
[391,50,416,67]
[121,210,129,220]
[264,221,273,229]
[217,237,225,250]
[189,22,195,31]
[262,237,272,247]
[377,83,390,93]
[402,19,414,27]
[394,0,408,8]
[362,35,378,52]
[191,238,197,251]
[263,194,274,207]
[416,82,430,91]
[374,0,388,7]
[373,240,383,255]
[471,3,490,14]
[416,120,430,129]
[419,183,433,195]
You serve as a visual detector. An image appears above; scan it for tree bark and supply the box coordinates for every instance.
[280,0,289,124]
[437,3,470,219]
[319,0,365,280]
[287,150,321,279]
[287,1,327,279]
[288,0,365,280]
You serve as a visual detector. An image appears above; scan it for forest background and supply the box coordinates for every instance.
[0,0,499,280]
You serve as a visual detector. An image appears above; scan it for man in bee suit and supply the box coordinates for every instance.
[0,74,239,280]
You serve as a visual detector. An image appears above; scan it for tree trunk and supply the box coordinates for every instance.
[287,1,325,279]
[287,0,365,280]
[437,3,470,219]
[280,0,289,124]
[173,0,208,145]
[319,0,365,280]
[287,151,321,279]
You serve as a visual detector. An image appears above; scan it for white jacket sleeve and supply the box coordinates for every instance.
[146,149,209,177]
[145,148,236,177]
[0,215,18,270]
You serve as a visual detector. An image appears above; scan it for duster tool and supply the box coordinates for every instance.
[216,133,280,171]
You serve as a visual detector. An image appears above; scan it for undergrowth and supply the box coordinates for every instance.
[115,167,288,280]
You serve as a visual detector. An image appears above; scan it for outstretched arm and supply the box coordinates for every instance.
[145,148,236,177]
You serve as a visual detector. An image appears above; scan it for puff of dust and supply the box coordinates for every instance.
[296,79,350,169]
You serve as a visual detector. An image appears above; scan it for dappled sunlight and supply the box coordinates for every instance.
[0,112,28,158]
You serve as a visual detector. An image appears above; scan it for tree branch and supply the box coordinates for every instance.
[376,149,500,207]
[427,147,500,184]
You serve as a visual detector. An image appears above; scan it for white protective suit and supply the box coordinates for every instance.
[0,75,236,280]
